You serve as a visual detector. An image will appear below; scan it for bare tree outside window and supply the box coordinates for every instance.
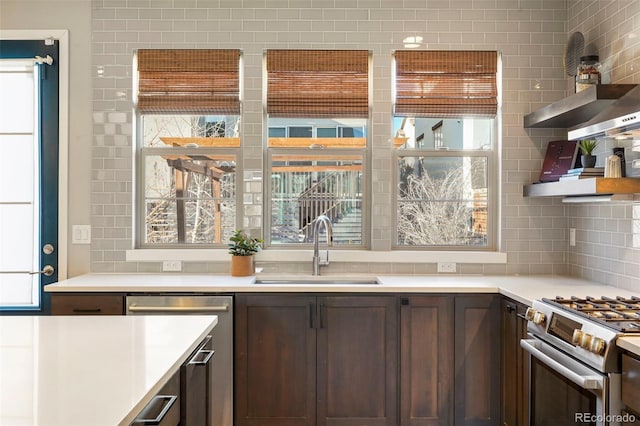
[397,157,488,246]
[141,115,239,246]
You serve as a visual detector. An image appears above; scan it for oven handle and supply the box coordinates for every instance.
[520,339,603,390]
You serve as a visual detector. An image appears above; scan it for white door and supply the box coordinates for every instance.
[0,40,59,312]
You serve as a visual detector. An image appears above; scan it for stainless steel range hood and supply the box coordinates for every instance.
[568,84,640,140]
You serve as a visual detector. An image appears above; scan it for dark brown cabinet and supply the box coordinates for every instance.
[132,369,181,426]
[454,294,501,426]
[400,295,454,426]
[234,294,398,426]
[317,296,398,426]
[501,297,530,426]
[235,294,316,426]
[130,335,213,426]
[399,294,500,426]
[50,293,125,315]
[622,353,640,419]
[181,335,215,426]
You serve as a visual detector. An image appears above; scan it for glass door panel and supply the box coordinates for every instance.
[0,57,42,309]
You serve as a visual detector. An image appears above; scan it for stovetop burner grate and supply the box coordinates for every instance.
[543,296,640,333]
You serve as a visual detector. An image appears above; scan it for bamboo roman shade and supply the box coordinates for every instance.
[136,49,240,114]
[266,49,369,118]
[394,50,498,118]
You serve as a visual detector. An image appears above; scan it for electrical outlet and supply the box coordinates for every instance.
[162,260,182,272]
[437,262,457,273]
[569,228,576,247]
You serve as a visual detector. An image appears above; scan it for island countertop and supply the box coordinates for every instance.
[0,315,217,426]
[44,273,638,307]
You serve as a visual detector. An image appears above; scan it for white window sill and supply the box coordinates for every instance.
[126,249,507,264]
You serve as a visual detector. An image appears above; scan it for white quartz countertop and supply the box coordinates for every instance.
[45,273,638,307]
[0,315,217,426]
[617,336,640,355]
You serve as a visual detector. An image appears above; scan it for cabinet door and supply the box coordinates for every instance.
[132,370,181,426]
[181,336,213,426]
[501,298,531,426]
[515,302,530,426]
[622,353,640,416]
[235,294,316,426]
[454,295,500,426]
[400,295,454,426]
[316,295,398,426]
[50,293,124,315]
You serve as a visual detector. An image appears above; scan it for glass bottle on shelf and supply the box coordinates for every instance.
[575,55,601,93]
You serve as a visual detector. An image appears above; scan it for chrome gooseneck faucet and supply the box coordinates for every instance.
[312,214,333,276]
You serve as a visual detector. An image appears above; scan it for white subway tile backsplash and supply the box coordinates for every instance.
[87,0,640,288]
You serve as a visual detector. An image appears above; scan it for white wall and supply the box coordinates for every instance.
[0,0,93,277]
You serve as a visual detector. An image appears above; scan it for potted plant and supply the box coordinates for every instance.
[579,139,598,168]
[228,230,263,277]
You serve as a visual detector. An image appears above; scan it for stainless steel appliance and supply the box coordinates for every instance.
[569,84,640,140]
[521,296,640,426]
[126,295,233,426]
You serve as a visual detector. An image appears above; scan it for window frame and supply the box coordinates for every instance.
[132,49,243,249]
[391,50,502,251]
[263,49,372,249]
[134,138,242,249]
[264,144,370,249]
[392,145,498,251]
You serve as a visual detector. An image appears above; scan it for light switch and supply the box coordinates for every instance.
[72,225,91,244]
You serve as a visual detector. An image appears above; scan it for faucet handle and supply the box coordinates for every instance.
[319,249,330,266]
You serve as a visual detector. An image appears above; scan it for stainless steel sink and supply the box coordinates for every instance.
[254,277,380,285]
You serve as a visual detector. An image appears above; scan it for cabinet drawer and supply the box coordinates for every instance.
[131,371,180,426]
[622,353,640,414]
[51,294,124,315]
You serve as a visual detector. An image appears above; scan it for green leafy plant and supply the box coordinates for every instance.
[579,139,598,155]
[228,230,263,256]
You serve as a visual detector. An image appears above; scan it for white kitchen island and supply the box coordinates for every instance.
[0,315,217,426]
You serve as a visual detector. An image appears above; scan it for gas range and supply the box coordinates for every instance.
[545,296,640,333]
[524,296,640,374]
[522,295,640,425]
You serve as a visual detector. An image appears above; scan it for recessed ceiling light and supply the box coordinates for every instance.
[403,36,423,48]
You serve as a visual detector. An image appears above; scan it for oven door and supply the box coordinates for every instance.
[521,338,611,426]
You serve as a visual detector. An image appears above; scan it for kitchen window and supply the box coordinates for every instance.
[393,50,500,250]
[133,49,241,248]
[265,49,370,247]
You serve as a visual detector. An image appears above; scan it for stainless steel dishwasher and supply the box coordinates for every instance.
[126,295,233,426]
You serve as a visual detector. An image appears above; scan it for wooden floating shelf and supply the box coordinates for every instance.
[523,177,640,197]
[523,84,637,129]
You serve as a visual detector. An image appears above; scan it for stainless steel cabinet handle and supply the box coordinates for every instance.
[516,313,528,321]
[188,349,215,366]
[132,395,177,425]
[127,305,228,313]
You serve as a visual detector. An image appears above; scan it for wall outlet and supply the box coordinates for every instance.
[437,262,457,273]
[569,228,576,247]
[162,260,182,272]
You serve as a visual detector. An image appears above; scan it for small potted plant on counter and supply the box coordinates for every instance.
[228,230,263,277]
[579,139,598,168]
